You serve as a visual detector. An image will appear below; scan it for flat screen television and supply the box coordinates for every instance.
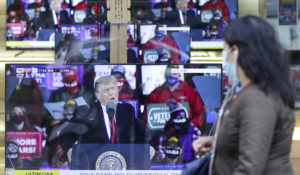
[127,24,191,63]
[129,0,238,63]
[5,63,222,173]
[55,24,110,63]
[6,0,107,49]
[131,0,237,26]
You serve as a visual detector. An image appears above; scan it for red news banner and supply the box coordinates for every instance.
[6,131,43,159]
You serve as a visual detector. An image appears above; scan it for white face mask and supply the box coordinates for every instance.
[222,48,240,87]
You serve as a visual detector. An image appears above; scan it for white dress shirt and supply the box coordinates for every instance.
[179,10,185,25]
[101,103,111,139]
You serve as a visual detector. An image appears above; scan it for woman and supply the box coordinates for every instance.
[192,15,295,175]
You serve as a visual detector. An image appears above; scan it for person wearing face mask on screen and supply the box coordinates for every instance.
[143,65,205,129]
[191,15,295,175]
[42,69,95,166]
[45,69,95,127]
[141,26,180,63]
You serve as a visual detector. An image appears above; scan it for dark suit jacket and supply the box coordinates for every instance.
[39,10,72,29]
[163,9,196,26]
[79,100,148,144]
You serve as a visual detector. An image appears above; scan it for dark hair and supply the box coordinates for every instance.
[223,15,294,108]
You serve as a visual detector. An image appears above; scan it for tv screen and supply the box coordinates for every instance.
[55,24,110,63]
[127,24,191,63]
[5,63,222,173]
[130,0,237,33]
[6,0,107,49]
[189,0,238,50]
[131,0,237,24]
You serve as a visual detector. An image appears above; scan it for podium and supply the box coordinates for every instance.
[70,144,151,170]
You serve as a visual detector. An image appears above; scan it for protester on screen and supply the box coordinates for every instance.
[155,101,201,164]
[85,45,109,63]
[47,69,94,112]
[24,8,41,40]
[55,34,79,63]
[110,65,136,99]
[6,106,38,131]
[156,136,182,164]
[6,73,46,168]
[143,65,205,128]
[5,139,24,169]
[192,15,295,175]
[63,36,86,63]
[131,5,156,24]
[141,27,180,63]
[43,69,94,167]
[49,100,80,167]
[6,77,44,129]
[55,37,69,64]
[7,0,25,23]
[201,0,230,22]
[6,0,26,40]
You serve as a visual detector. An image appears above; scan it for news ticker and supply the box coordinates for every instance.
[16,68,71,74]
[15,68,72,78]
[7,170,182,175]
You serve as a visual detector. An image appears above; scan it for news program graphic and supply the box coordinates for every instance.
[147,102,189,130]
[6,132,43,159]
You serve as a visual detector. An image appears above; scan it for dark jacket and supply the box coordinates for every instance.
[163,9,196,26]
[80,100,149,144]
[213,84,295,175]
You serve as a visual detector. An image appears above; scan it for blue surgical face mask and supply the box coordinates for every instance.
[166,77,178,86]
[222,48,240,87]
[155,32,163,38]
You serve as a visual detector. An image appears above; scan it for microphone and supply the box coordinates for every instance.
[106,102,116,121]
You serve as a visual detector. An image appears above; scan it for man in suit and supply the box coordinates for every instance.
[38,0,72,29]
[163,0,196,26]
[79,75,148,144]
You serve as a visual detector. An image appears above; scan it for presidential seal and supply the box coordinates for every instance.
[95,151,127,170]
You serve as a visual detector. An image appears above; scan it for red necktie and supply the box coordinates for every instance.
[56,12,60,25]
[111,119,116,144]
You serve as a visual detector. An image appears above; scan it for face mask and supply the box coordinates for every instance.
[165,148,180,159]
[155,32,163,38]
[166,77,178,86]
[222,48,240,87]
[11,112,25,125]
[65,114,73,120]
[117,78,125,90]
[64,81,78,93]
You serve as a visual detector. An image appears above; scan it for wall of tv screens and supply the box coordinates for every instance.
[4,0,237,173]
[6,0,238,64]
